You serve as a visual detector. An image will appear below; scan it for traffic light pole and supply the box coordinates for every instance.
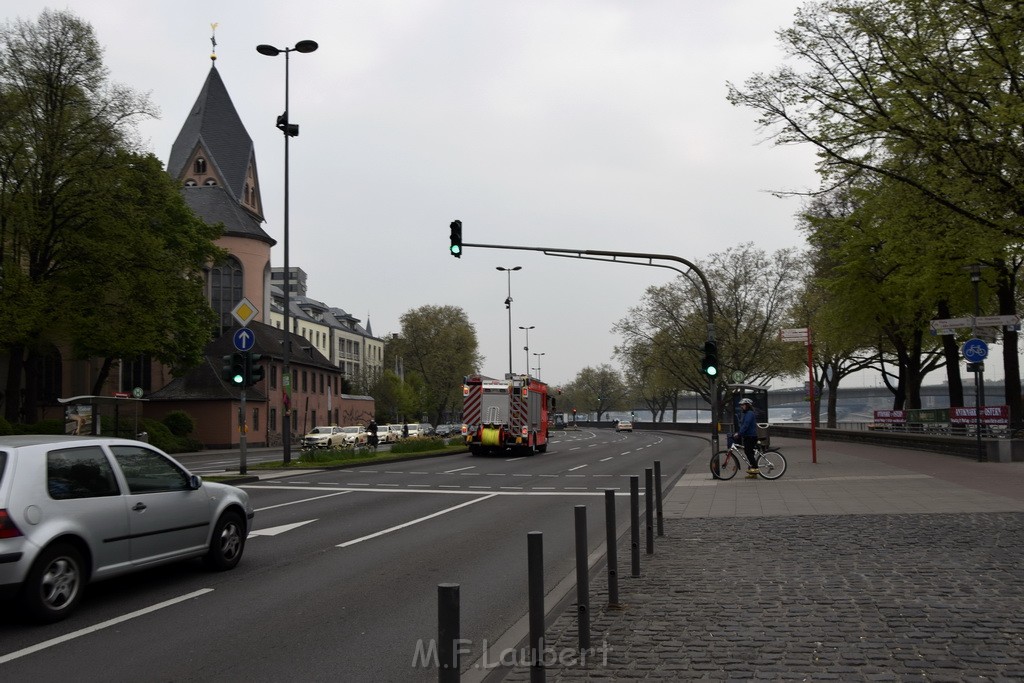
[455,237,719,452]
[239,389,248,475]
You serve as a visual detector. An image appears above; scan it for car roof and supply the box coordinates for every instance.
[0,435,149,451]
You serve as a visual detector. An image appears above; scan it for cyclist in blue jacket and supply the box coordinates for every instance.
[734,398,760,477]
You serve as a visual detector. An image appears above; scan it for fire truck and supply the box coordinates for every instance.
[461,373,552,456]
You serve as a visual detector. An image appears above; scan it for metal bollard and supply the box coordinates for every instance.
[645,468,654,555]
[438,583,460,683]
[654,460,664,537]
[574,505,590,651]
[630,475,640,577]
[604,489,619,607]
[528,531,546,683]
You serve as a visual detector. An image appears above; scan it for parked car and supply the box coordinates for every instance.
[403,423,423,438]
[302,425,347,449]
[434,424,456,438]
[615,420,633,432]
[340,425,368,445]
[0,435,254,623]
[377,424,402,443]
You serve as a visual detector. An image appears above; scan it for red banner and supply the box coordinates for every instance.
[948,405,1009,425]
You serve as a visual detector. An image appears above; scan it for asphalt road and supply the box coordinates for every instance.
[0,429,704,682]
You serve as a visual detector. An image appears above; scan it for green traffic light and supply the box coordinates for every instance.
[232,373,244,385]
[450,244,462,256]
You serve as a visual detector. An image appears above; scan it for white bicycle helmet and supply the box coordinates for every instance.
[739,398,754,406]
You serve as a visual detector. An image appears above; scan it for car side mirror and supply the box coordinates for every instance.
[189,474,203,490]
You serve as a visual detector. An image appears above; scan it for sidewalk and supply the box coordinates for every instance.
[498,437,1024,681]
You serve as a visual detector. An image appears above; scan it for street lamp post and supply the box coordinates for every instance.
[969,264,986,462]
[257,38,318,464]
[533,352,545,380]
[497,266,522,377]
[519,325,535,377]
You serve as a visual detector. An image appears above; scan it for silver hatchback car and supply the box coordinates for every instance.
[0,435,254,623]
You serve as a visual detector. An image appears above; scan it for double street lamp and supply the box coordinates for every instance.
[497,266,521,377]
[257,38,318,464]
[519,325,535,378]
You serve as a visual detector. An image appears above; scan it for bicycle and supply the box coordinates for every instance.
[710,441,787,480]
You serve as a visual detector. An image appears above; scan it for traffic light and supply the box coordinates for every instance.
[221,354,235,383]
[227,352,246,386]
[246,353,265,386]
[276,113,299,137]
[701,340,719,377]
[449,219,463,258]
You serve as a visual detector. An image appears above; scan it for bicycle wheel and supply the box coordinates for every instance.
[757,449,787,480]
[710,450,740,480]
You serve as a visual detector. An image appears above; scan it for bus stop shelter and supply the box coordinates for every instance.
[58,394,149,441]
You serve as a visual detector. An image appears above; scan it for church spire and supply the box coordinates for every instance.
[210,23,218,62]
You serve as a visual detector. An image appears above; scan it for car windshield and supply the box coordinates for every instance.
[310,427,332,434]
[341,427,360,433]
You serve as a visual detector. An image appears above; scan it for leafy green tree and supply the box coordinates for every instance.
[800,175,1008,410]
[1,10,227,423]
[615,243,805,410]
[727,0,1024,420]
[68,151,222,394]
[727,0,1024,239]
[616,332,681,422]
[389,305,482,427]
[562,365,627,421]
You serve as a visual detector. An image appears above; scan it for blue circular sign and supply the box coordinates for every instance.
[961,337,988,361]
[232,327,255,352]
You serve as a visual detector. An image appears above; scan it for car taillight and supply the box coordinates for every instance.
[0,509,23,539]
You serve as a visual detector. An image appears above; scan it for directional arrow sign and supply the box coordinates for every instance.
[930,316,973,332]
[233,327,255,352]
[975,314,1020,328]
[247,519,317,537]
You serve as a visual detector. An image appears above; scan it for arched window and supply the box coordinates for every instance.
[184,179,197,187]
[204,178,217,186]
[194,157,207,174]
[209,256,244,335]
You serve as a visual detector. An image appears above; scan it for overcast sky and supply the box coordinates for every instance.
[10,1,828,387]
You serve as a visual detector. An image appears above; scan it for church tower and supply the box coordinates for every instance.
[167,48,275,333]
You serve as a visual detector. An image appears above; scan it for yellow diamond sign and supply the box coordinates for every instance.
[231,297,259,327]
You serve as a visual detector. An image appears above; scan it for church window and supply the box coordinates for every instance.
[209,256,243,335]
[194,157,207,174]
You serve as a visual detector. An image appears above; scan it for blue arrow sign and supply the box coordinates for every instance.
[233,328,255,352]
[961,337,988,362]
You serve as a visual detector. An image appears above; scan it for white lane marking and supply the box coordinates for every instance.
[445,466,477,473]
[337,495,498,548]
[256,490,354,512]
[506,457,526,462]
[600,457,613,462]
[250,484,627,497]
[0,589,213,665]
[512,474,532,477]
[569,447,581,451]
[568,465,588,471]
[249,520,316,537]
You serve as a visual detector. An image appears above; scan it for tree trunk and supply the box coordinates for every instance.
[996,265,1022,429]
[4,344,24,423]
[936,300,964,407]
[91,356,115,396]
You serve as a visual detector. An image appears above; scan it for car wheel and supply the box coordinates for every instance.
[204,510,246,571]
[20,542,86,623]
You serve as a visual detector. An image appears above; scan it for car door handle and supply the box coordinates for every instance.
[132,502,147,511]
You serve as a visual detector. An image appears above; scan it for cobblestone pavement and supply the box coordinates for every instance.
[500,512,1024,681]
[493,440,1024,682]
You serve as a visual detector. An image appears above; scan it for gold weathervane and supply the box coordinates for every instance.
[210,22,218,61]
